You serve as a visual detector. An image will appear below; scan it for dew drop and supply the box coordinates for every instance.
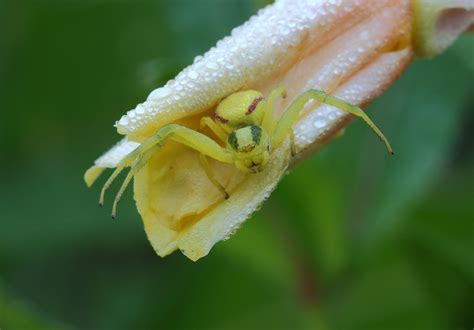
[147,87,171,101]
[313,120,326,129]
[188,70,199,79]
[135,104,145,114]
[206,62,218,70]
[118,117,129,126]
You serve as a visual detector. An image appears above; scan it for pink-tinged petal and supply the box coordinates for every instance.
[115,0,410,141]
[414,0,474,58]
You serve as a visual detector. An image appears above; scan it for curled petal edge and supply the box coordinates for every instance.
[413,0,474,58]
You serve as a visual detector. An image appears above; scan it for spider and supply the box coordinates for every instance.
[99,86,393,218]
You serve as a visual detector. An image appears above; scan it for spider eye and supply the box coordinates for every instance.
[249,125,262,145]
[228,132,239,151]
[228,125,263,153]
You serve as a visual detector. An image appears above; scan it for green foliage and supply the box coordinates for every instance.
[0,1,473,329]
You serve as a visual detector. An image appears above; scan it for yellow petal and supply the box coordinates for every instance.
[84,166,104,188]
[135,144,290,261]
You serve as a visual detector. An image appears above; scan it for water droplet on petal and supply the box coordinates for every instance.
[147,87,171,101]
[188,70,199,79]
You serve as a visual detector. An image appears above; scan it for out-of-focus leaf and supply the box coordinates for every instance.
[323,137,474,330]
[326,256,447,330]
[351,36,474,247]
[272,155,350,282]
[217,214,294,286]
[408,168,474,280]
[0,282,64,330]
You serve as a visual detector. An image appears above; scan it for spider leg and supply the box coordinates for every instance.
[261,85,287,135]
[100,123,234,218]
[99,140,154,207]
[272,89,393,154]
[99,166,124,207]
[200,116,228,142]
[289,129,296,157]
[111,145,159,218]
[199,154,229,199]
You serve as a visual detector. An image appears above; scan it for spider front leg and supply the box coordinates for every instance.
[108,144,160,218]
[272,89,394,154]
[100,124,234,218]
[260,85,298,156]
[199,154,229,199]
[262,85,287,136]
[200,116,228,142]
[289,129,296,157]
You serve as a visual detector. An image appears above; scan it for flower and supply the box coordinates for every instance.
[85,0,473,261]
[413,0,474,58]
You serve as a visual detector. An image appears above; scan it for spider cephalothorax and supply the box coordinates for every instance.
[98,86,393,218]
[214,90,265,128]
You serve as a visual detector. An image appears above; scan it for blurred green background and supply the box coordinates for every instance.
[1,1,473,329]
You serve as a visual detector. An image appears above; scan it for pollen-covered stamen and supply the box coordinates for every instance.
[214,113,229,123]
[245,97,263,115]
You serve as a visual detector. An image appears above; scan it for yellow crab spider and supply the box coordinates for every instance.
[100,86,393,219]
